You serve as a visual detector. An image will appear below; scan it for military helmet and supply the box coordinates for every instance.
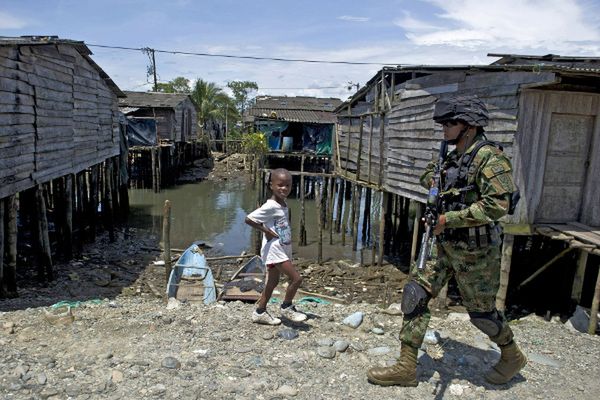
[433,95,489,127]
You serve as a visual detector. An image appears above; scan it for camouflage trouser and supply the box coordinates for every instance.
[400,240,503,348]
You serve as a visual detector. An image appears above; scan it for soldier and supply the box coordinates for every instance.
[367,95,526,387]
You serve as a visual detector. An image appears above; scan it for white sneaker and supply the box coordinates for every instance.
[252,310,281,325]
[280,305,307,322]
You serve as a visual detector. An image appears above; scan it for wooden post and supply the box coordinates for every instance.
[378,192,388,267]
[368,115,373,184]
[327,176,335,245]
[316,179,323,263]
[4,195,18,296]
[362,188,371,245]
[35,185,53,282]
[104,160,115,242]
[496,234,515,312]
[589,265,600,334]
[571,250,589,303]
[89,167,98,242]
[335,178,344,233]
[157,146,162,190]
[410,201,422,266]
[356,116,364,181]
[352,185,361,251]
[0,199,4,297]
[371,192,378,266]
[299,155,307,246]
[163,200,172,284]
[378,112,385,187]
[151,147,157,192]
[63,175,74,260]
[341,182,350,246]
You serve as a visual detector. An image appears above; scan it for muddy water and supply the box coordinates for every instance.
[128,177,375,262]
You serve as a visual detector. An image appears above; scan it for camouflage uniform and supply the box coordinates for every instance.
[400,133,515,348]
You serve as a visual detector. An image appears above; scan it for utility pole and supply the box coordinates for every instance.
[151,49,158,92]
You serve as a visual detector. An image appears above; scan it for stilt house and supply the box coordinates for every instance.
[0,35,126,292]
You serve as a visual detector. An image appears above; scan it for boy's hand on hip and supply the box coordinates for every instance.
[265,229,279,241]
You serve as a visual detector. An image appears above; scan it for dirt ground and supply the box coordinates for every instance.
[1,155,599,399]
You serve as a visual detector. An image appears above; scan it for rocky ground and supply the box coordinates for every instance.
[1,155,599,399]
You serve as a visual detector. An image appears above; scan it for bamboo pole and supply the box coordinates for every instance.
[163,200,172,284]
[5,195,18,296]
[496,234,514,312]
[517,247,575,289]
[571,249,589,303]
[316,179,323,263]
[378,192,388,267]
[588,266,600,334]
[299,155,307,246]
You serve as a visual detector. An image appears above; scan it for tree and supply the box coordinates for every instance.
[155,77,191,93]
[227,80,258,115]
[190,79,238,137]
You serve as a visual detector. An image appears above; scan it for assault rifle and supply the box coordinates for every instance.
[416,140,448,270]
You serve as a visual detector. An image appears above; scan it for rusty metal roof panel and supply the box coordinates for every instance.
[247,96,341,123]
[247,108,337,123]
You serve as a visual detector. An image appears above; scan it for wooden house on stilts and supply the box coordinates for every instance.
[119,91,204,190]
[334,55,600,332]
[0,36,127,296]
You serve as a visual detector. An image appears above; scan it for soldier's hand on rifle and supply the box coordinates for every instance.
[433,214,446,235]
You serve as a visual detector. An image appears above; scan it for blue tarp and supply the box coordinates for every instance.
[126,118,157,146]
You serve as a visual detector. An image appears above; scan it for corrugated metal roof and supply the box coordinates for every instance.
[0,35,124,97]
[119,91,194,109]
[246,108,337,123]
[246,96,342,123]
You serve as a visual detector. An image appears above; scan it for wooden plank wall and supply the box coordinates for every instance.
[173,98,197,142]
[336,70,557,203]
[0,44,120,199]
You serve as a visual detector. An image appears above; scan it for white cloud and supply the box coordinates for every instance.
[337,15,370,22]
[0,11,28,29]
[400,0,600,52]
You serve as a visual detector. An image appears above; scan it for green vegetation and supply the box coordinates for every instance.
[227,80,258,115]
[241,131,268,156]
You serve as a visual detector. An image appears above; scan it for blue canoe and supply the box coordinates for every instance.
[166,244,217,304]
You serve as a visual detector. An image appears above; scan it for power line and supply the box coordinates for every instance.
[88,43,401,66]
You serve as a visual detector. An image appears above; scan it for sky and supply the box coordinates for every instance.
[1,0,600,100]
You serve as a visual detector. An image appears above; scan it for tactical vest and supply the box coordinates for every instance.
[441,140,501,213]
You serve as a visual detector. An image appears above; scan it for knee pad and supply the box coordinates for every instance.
[468,309,504,337]
[401,281,431,319]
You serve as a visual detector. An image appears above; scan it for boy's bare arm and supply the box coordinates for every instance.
[245,217,279,240]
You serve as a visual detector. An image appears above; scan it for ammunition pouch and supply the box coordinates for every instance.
[440,223,501,248]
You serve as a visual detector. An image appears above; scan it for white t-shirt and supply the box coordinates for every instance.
[247,199,292,264]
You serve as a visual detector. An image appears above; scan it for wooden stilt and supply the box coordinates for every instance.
[35,185,53,282]
[4,195,18,296]
[352,185,361,251]
[371,192,378,266]
[362,188,371,245]
[410,201,422,267]
[316,180,323,263]
[335,178,344,233]
[89,167,98,242]
[163,200,172,284]
[104,160,115,242]
[151,147,157,192]
[571,249,589,304]
[378,192,388,267]
[63,175,74,260]
[496,234,515,312]
[0,199,4,297]
[328,177,334,245]
[589,265,600,334]
[341,182,349,246]
[299,155,307,246]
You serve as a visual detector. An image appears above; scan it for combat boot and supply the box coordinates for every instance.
[367,344,418,387]
[485,340,527,384]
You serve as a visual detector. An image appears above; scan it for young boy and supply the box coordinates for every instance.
[245,168,307,325]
